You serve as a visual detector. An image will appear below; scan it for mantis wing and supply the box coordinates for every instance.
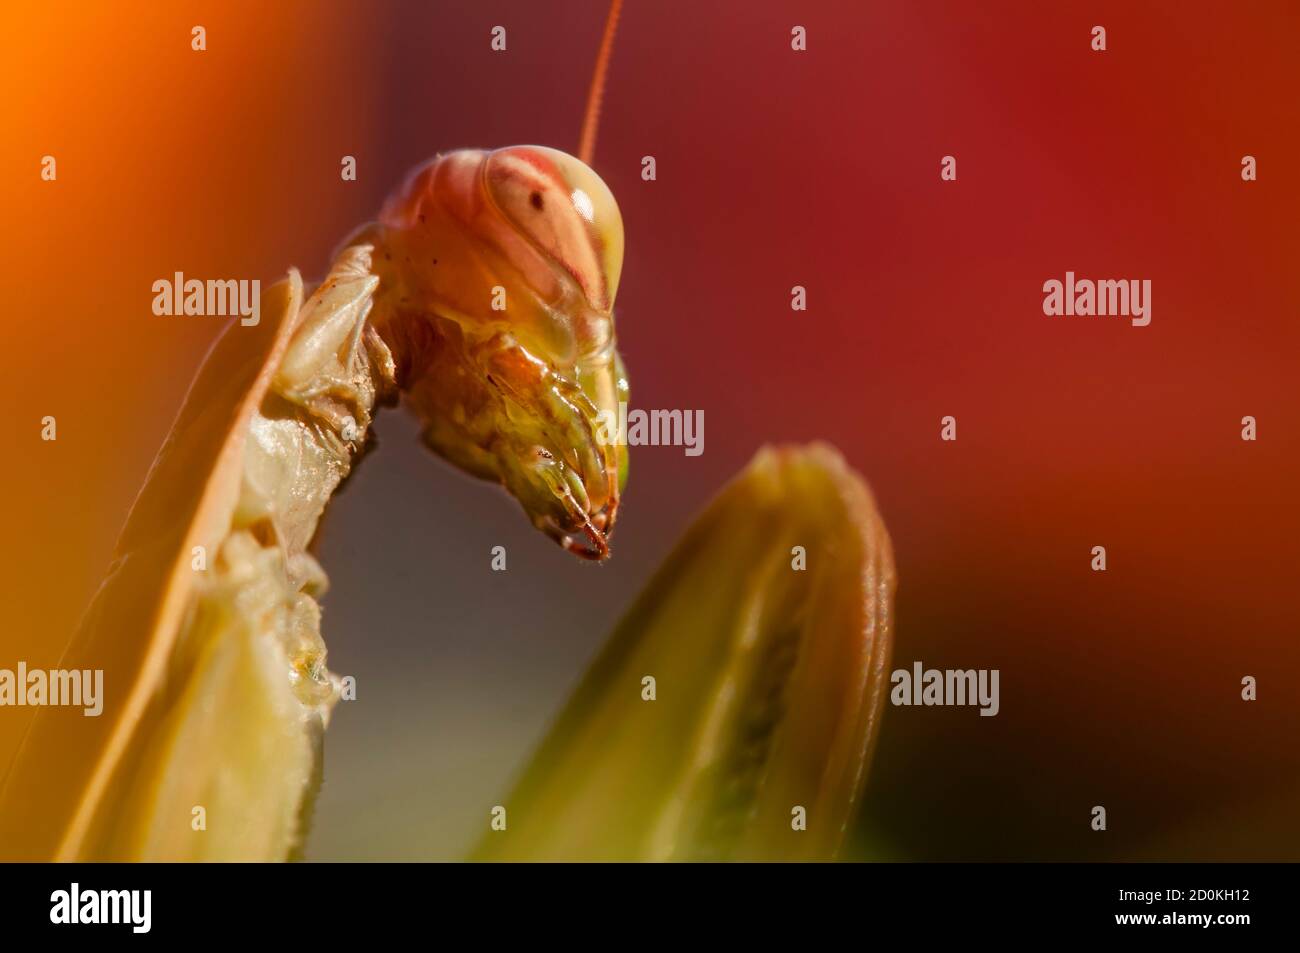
[0,275,307,860]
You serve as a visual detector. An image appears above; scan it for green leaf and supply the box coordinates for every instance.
[474,443,896,861]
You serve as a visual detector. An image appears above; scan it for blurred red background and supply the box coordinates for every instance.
[3,0,1297,859]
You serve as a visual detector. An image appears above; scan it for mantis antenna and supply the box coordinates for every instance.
[578,0,623,166]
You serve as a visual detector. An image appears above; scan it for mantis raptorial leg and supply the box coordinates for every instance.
[65,250,399,861]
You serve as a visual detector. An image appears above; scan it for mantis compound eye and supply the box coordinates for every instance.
[485,145,624,312]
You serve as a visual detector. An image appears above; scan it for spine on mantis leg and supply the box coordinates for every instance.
[231,242,397,711]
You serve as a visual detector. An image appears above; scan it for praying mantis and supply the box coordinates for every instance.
[0,1,895,862]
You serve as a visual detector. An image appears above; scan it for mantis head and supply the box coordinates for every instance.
[372,146,628,559]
